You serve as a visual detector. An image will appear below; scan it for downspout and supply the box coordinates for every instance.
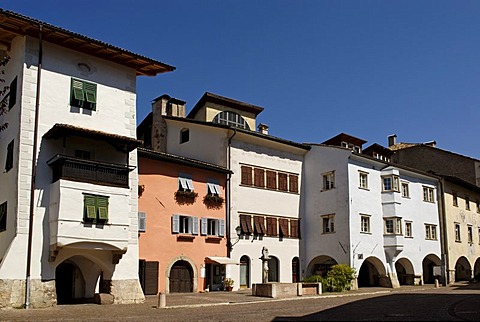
[226,128,237,257]
[25,23,43,309]
[437,177,448,286]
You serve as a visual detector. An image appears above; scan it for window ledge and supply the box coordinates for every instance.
[177,234,195,241]
[205,236,223,242]
[358,187,370,191]
[360,231,372,235]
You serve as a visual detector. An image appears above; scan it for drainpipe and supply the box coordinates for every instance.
[437,177,448,286]
[226,128,237,257]
[25,23,43,309]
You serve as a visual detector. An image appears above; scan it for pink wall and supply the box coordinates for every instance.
[138,156,227,293]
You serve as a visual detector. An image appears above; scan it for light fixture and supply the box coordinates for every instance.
[230,226,242,250]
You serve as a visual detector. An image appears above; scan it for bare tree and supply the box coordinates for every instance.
[0,53,11,132]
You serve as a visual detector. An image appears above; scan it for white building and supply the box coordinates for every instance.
[302,134,443,288]
[137,92,310,289]
[0,10,173,308]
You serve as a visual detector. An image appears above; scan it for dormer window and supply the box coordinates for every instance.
[212,111,250,130]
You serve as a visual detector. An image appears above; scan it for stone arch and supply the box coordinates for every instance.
[455,256,472,282]
[306,255,338,277]
[422,253,442,284]
[358,256,387,287]
[395,257,415,285]
[474,258,480,281]
[165,256,197,294]
[292,257,300,282]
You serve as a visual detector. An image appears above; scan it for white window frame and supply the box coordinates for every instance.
[322,214,335,234]
[467,225,473,244]
[178,173,194,191]
[405,221,412,238]
[454,223,461,242]
[423,186,435,203]
[401,182,410,198]
[384,217,402,235]
[172,214,198,235]
[465,196,470,210]
[322,171,335,191]
[382,175,399,192]
[359,172,368,189]
[207,181,222,196]
[425,224,437,240]
[360,214,371,234]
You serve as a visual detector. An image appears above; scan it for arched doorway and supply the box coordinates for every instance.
[169,260,193,293]
[455,256,472,282]
[358,257,386,287]
[268,256,279,282]
[56,261,80,304]
[292,257,300,282]
[306,255,338,277]
[422,254,442,284]
[395,258,415,285]
[240,255,250,288]
[474,258,480,281]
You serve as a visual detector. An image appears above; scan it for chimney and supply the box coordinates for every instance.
[388,134,397,147]
[151,95,186,152]
[424,140,436,147]
[258,123,269,135]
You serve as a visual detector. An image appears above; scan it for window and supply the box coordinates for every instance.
[382,175,399,192]
[207,180,222,196]
[467,225,473,244]
[455,223,461,242]
[180,128,189,144]
[478,228,480,245]
[83,194,109,223]
[423,186,435,203]
[405,221,412,238]
[289,174,299,193]
[359,172,368,189]
[5,140,14,172]
[278,173,288,191]
[178,174,194,191]
[75,149,91,160]
[322,172,335,190]
[465,196,470,210]
[254,168,265,188]
[239,214,253,235]
[401,182,410,198]
[70,78,97,110]
[290,219,300,238]
[0,201,6,232]
[322,214,335,234]
[172,214,198,235]
[212,111,250,130]
[201,218,225,236]
[360,215,370,233]
[266,217,277,236]
[254,216,266,235]
[266,171,277,190]
[453,193,458,207]
[279,218,289,238]
[241,166,253,186]
[477,200,480,214]
[8,77,17,110]
[138,212,146,232]
[384,217,402,235]
[425,224,437,240]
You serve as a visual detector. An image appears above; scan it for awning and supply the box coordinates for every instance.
[205,256,239,265]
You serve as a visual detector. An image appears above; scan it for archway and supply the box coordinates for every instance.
[306,255,338,277]
[395,258,415,285]
[292,257,300,282]
[358,257,386,287]
[422,254,442,284]
[455,256,472,282]
[240,255,250,288]
[474,258,480,281]
[268,256,279,282]
[169,260,194,293]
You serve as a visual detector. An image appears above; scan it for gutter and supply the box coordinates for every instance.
[25,23,43,309]
[437,177,449,286]
[226,128,237,257]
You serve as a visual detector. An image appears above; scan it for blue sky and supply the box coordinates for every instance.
[3,1,479,158]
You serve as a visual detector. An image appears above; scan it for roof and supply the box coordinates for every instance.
[187,92,264,119]
[0,9,175,76]
[163,115,311,151]
[44,123,142,152]
[389,142,480,162]
[138,148,232,174]
[439,175,480,194]
[363,143,394,157]
[321,133,367,147]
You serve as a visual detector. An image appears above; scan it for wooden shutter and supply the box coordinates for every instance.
[289,174,299,193]
[279,219,289,237]
[144,261,159,295]
[8,77,17,110]
[240,215,252,234]
[192,217,199,235]
[241,166,252,185]
[254,216,265,235]
[254,168,265,188]
[138,212,146,232]
[218,219,225,237]
[267,217,277,236]
[201,218,208,235]
[84,82,97,103]
[266,171,277,190]
[72,79,85,101]
[97,196,109,220]
[172,215,180,233]
[278,173,288,191]
[290,219,299,238]
[84,195,97,220]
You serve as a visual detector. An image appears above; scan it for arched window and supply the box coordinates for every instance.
[212,111,250,130]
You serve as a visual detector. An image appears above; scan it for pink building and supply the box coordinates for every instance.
[138,148,233,294]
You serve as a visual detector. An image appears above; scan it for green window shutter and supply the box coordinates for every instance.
[84,82,97,103]
[72,79,85,101]
[84,195,97,220]
[97,196,109,220]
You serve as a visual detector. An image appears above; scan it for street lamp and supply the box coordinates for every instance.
[229,226,242,250]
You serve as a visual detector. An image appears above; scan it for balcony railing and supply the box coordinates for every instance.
[47,154,132,188]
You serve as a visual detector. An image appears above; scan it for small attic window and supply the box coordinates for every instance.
[212,111,250,130]
[180,128,189,144]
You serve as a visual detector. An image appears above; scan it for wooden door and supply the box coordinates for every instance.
[170,261,193,293]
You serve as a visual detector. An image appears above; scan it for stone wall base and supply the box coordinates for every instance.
[0,279,56,309]
[378,274,400,288]
[110,279,145,304]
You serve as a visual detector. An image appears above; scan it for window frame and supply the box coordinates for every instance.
[83,194,109,223]
[180,128,190,144]
[360,214,371,234]
[322,214,335,234]
[382,175,400,192]
[178,173,194,192]
[359,171,368,190]
[322,171,335,191]
[454,223,461,242]
[8,77,17,110]
[405,221,413,238]
[70,78,97,110]
[453,192,458,207]
[172,214,198,235]
[0,201,7,232]
[465,196,470,211]
[467,225,473,244]
[384,217,402,235]
[401,182,410,198]
[425,224,437,240]
[5,140,14,172]
[423,186,435,203]
[241,166,253,186]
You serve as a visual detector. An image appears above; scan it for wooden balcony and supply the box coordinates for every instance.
[47,155,132,188]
